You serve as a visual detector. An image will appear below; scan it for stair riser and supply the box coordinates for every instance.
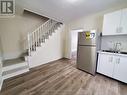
[3,65,29,76]
[3,69,29,80]
[2,62,29,72]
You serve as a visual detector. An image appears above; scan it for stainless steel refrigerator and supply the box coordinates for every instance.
[77,30,100,75]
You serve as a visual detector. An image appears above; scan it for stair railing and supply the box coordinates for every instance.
[24,19,58,56]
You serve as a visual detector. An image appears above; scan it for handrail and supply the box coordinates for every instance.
[30,19,51,34]
[22,19,59,56]
[22,19,51,41]
[21,19,52,51]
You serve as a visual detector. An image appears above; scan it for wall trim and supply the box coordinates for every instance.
[29,57,63,68]
[29,58,64,69]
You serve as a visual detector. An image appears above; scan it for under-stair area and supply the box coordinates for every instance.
[0,15,63,90]
[2,58,29,80]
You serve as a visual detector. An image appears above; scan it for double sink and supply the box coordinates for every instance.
[102,50,127,55]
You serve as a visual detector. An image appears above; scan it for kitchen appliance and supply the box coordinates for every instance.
[77,30,100,75]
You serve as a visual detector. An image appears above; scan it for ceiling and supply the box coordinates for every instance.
[17,0,127,23]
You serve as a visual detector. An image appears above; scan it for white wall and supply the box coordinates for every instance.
[0,37,2,91]
[0,57,2,91]
[0,36,3,60]
[28,25,65,68]
[64,5,127,58]
[71,31,78,52]
[0,37,2,90]
[0,5,48,60]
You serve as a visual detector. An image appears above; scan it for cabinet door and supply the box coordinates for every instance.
[121,8,127,34]
[113,56,127,83]
[97,54,115,77]
[102,10,122,35]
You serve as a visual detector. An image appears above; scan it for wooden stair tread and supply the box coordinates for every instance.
[3,58,25,67]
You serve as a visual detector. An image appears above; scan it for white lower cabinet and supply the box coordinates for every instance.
[97,53,127,83]
[113,56,127,83]
[97,54,114,77]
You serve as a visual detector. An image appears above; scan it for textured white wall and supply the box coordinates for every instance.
[0,5,48,60]
[28,25,65,68]
[71,31,78,52]
[0,53,2,90]
[0,64,2,91]
[0,36,3,60]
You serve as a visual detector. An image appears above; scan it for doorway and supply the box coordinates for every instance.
[70,29,83,60]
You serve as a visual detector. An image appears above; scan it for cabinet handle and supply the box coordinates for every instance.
[109,57,113,62]
[116,58,120,64]
[118,58,120,64]
[116,27,119,33]
[116,27,122,33]
[119,27,123,33]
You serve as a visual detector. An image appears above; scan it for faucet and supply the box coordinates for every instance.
[115,42,121,52]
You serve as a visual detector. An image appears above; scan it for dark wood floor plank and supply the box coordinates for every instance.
[2,59,71,91]
[19,65,76,95]
[0,58,127,95]
[1,65,73,94]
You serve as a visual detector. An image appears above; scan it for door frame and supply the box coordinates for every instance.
[67,29,83,59]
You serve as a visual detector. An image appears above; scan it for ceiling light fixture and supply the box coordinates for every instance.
[67,0,78,3]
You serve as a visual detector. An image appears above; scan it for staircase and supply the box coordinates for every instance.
[23,19,62,56]
[2,58,29,80]
[1,19,62,81]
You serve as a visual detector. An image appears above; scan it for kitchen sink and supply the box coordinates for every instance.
[120,52,127,54]
[102,50,127,55]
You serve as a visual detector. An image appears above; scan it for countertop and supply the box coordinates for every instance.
[98,50,127,57]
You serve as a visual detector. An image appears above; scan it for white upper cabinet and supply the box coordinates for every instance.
[121,8,127,34]
[102,8,127,35]
[102,10,121,35]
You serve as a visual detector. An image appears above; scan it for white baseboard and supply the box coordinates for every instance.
[29,57,63,68]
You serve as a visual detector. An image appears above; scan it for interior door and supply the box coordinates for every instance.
[77,46,96,75]
[121,8,127,34]
[97,54,115,77]
[102,10,121,35]
[113,56,127,83]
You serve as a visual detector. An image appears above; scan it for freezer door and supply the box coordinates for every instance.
[77,46,97,75]
[78,31,97,46]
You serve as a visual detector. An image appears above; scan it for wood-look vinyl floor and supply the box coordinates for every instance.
[0,59,127,95]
